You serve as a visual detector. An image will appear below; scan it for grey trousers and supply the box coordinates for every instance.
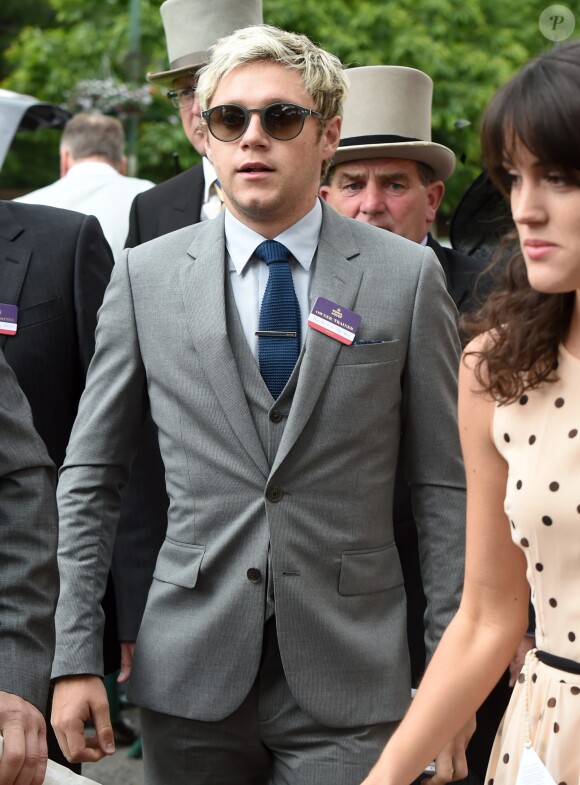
[140,619,396,785]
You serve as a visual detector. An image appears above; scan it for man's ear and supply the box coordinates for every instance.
[321,115,341,160]
[425,180,445,224]
[60,147,73,177]
[319,184,331,203]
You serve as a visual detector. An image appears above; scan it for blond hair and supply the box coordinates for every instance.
[196,24,348,123]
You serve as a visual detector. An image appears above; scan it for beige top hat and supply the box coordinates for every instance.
[334,65,456,181]
[147,0,263,87]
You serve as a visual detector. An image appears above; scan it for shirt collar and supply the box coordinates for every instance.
[202,157,218,202]
[225,199,322,275]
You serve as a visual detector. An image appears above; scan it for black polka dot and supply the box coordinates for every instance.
[504,433,510,442]
[558,781,567,785]
[532,673,538,683]
[571,686,580,695]
[536,563,544,571]
[555,397,565,408]
[569,632,576,642]
[549,482,559,492]
[510,520,516,529]
[577,505,580,514]
[542,516,553,526]
[488,780,494,785]
[549,598,558,607]
[554,722,560,733]
[529,435,536,445]
[516,480,523,490]
[569,429,578,438]
[503,753,510,764]
[520,538,529,547]
[519,395,528,405]
[518,673,525,683]
[547,697,557,707]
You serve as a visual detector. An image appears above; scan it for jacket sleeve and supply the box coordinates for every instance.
[0,348,58,711]
[401,247,466,662]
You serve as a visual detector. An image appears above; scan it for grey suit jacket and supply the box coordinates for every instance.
[0,348,58,712]
[53,201,466,727]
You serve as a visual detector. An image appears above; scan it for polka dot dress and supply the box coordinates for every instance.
[487,345,580,785]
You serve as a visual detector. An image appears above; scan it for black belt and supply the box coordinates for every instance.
[536,650,580,674]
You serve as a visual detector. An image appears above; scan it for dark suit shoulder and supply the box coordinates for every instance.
[126,163,205,247]
[428,235,485,276]
[427,234,487,313]
[134,163,204,207]
[2,200,90,236]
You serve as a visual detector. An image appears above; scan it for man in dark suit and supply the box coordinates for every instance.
[125,0,262,246]
[0,199,113,769]
[320,65,505,784]
[51,25,467,785]
[0,347,58,785]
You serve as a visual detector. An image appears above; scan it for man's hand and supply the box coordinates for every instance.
[509,636,534,688]
[0,691,47,785]
[117,642,135,685]
[427,716,476,785]
[51,675,115,764]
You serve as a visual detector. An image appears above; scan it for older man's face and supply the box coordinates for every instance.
[320,158,444,244]
[172,74,206,156]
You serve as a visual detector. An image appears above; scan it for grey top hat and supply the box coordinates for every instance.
[333,65,456,181]
[148,0,263,87]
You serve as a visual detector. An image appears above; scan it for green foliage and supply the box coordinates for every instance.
[0,0,573,213]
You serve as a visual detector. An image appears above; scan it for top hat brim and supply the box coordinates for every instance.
[331,140,456,182]
[147,53,207,87]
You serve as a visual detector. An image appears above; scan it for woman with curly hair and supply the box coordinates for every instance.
[361,39,580,785]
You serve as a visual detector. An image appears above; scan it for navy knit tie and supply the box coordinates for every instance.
[255,240,301,399]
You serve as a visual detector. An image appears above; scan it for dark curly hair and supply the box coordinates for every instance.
[462,39,580,403]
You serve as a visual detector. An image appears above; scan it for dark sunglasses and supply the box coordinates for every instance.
[201,102,322,142]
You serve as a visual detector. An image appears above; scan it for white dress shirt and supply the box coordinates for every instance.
[224,199,322,363]
[15,161,153,260]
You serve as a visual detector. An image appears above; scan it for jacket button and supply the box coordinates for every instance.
[247,568,262,583]
[266,485,283,502]
[269,409,282,423]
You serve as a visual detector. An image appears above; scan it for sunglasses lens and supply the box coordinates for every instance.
[264,104,304,140]
[209,106,247,140]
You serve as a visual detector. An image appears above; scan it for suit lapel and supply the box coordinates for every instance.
[0,204,31,350]
[271,205,364,476]
[161,165,204,233]
[179,214,269,478]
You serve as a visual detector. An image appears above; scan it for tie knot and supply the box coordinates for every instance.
[255,240,291,266]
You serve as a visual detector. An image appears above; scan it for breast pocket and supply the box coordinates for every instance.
[17,297,63,330]
[334,338,399,367]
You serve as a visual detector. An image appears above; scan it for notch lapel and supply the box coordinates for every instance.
[0,204,30,350]
[179,215,269,478]
[271,206,364,476]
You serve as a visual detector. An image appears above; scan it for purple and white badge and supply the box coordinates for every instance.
[0,304,18,336]
[307,297,361,345]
